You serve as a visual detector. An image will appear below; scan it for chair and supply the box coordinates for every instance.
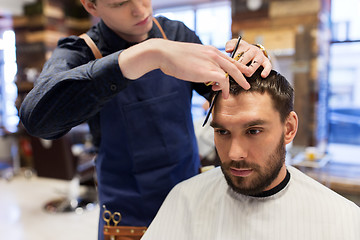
[30,125,97,213]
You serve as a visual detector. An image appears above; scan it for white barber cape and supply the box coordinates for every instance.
[141,165,360,240]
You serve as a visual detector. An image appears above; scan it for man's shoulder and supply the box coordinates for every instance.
[287,165,360,211]
[164,167,226,212]
[173,167,224,194]
[182,166,222,183]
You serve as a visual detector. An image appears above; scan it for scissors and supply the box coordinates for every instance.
[102,205,122,226]
[205,35,243,86]
[202,35,243,127]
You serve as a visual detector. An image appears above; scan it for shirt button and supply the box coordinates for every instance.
[110,84,117,91]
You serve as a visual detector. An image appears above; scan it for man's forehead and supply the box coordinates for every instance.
[212,92,280,126]
[215,91,270,111]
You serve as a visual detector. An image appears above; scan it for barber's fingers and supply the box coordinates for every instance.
[224,63,250,90]
[236,52,272,78]
[216,52,251,93]
[225,38,243,53]
[211,75,229,99]
[237,48,253,66]
[259,59,272,78]
[226,39,273,78]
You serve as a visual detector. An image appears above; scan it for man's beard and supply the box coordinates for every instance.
[221,134,286,196]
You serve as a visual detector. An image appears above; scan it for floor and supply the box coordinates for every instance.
[0,171,99,240]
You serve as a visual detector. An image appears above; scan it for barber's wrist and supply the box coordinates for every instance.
[253,43,269,59]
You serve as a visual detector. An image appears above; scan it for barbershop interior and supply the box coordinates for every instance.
[0,0,359,239]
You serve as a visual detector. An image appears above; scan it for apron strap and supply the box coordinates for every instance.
[79,33,103,59]
[153,17,168,40]
[79,17,168,59]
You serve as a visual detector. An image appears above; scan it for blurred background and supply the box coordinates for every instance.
[0,0,359,239]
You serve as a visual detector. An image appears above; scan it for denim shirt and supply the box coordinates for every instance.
[20,16,211,238]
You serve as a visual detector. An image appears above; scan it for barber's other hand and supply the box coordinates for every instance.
[225,38,272,79]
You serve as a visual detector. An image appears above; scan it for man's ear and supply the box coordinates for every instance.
[80,0,100,17]
[284,111,298,145]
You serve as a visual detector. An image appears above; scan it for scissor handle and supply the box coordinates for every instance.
[233,51,244,61]
[103,210,112,226]
[112,212,122,226]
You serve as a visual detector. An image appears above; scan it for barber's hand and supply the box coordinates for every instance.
[119,38,272,98]
[119,39,251,98]
[225,38,272,78]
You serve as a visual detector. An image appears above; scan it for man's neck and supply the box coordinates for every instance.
[250,168,290,198]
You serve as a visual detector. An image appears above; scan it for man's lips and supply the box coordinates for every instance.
[230,167,253,177]
[136,16,150,26]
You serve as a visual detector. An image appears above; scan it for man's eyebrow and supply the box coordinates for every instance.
[245,120,267,127]
[210,119,268,129]
[210,121,223,129]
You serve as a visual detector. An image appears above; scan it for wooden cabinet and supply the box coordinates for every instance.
[13,0,91,106]
[13,0,92,168]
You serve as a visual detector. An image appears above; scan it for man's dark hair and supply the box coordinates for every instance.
[215,67,294,123]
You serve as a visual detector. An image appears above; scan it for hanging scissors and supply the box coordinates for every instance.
[102,205,122,226]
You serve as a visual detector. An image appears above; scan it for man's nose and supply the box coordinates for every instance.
[228,138,248,161]
[131,0,147,17]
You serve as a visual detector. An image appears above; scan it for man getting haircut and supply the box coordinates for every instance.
[141,68,360,240]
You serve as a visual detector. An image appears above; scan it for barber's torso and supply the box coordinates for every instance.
[85,17,206,230]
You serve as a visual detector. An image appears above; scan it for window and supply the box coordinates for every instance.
[155,1,232,120]
[0,30,18,133]
[327,0,360,164]
[155,2,232,49]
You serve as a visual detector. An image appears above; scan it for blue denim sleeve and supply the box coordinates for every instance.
[19,40,129,139]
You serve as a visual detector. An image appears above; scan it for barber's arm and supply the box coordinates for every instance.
[20,37,271,139]
[119,38,271,98]
[19,37,129,139]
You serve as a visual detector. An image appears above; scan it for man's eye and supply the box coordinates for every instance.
[247,129,261,135]
[110,1,128,7]
[215,129,229,135]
